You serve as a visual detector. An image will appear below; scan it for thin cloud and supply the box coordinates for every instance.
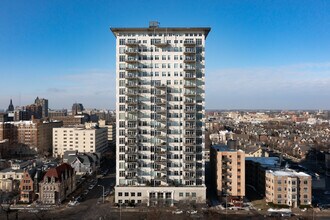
[206,61,330,109]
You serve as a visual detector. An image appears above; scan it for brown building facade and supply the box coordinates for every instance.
[210,145,245,204]
[0,119,63,155]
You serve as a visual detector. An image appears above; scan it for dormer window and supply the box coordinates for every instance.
[51,177,55,183]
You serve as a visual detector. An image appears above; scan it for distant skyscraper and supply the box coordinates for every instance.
[34,97,49,118]
[72,103,84,115]
[111,22,210,206]
[6,99,14,112]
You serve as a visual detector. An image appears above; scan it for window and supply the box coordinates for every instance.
[125,192,129,196]
[137,192,142,197]
[179,192,183,197]
[192,193,196,198]
[118,192,122,196]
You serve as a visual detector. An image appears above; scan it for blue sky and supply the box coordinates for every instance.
[0,0,330,110]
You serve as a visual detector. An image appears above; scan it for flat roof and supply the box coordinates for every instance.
[212,144,243,152]
[110,27,211,38]
[246,157,280,167]
[267,169,310,177]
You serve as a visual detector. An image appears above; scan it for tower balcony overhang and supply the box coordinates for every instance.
[184,67,196,72]
[154,84,167,89]
[184,74,195,80]
[184,58,196,63]
[125,41,139,47]
[183,49,196,55]
[184,84,196,88]
[154,41,169,47]
[183,40,196,46]
[125,50,139,55]
[125,67,140,72]
[125,83,140,88]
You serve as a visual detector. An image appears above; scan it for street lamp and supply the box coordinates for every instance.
[98,185,105,203]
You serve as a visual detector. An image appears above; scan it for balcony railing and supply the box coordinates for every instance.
[125,83,139,88]
[184,74,195,79]
[184,66,196,72]
[125,66,140,71]
[154,41,169,47]
[125,49,139,55]
[184,83,196,88]
[125,58,139,63]
[184,57,196,63]
[126,40,139,46]
[183,40,196,46]
[184,49,196,54]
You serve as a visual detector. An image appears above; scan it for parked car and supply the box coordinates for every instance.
[172,210,183,214]
[187,210,197,214]
[68,201,79,207]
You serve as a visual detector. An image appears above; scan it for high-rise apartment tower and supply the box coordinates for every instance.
[111,22,210,206]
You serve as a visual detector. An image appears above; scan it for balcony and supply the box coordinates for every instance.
[184,175,195,180]
[156,101,166,106]
[125,40,139,47]
[156,126,167,131]
[126,150,138,155]
[154,175,167,181]
[127,142,137,146]
[184,49,196,54]
[184,100,196,105]
[184,57,196,63]
[125,49,139,55]
[155,159,167,165]
[155,92,166,97]
[184,133,196,138]
[184,108,196,113]
[156,117,167,122]
[156,109,166,114]
[126,74,139,79]
[184,74,195,79]
[126,92,139,97]
[155,150,167,155]
[125,66,140,72]
[184,40,196,46]
[126,125,137,130]
[184,83,196,88]
[125,100,139,105]
[154,41,169,47]
[125,83,139,88]
[222,157,232,163]
[154,84,167,89]
[184,150,196,155]
[185,117,196,121]
[125,58,139,64]
[184,66,196,72]
[126,158,137,162]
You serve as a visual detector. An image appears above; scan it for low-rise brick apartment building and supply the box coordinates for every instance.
[210,145,245,205]
[265,169,312,208]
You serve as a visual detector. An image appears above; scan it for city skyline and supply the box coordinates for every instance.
[1,1,330,110]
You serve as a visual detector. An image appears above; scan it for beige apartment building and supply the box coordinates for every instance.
[53,123,108,158]
[265,169,312,208]
[210,145,245,204]
[99,120,116,146]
